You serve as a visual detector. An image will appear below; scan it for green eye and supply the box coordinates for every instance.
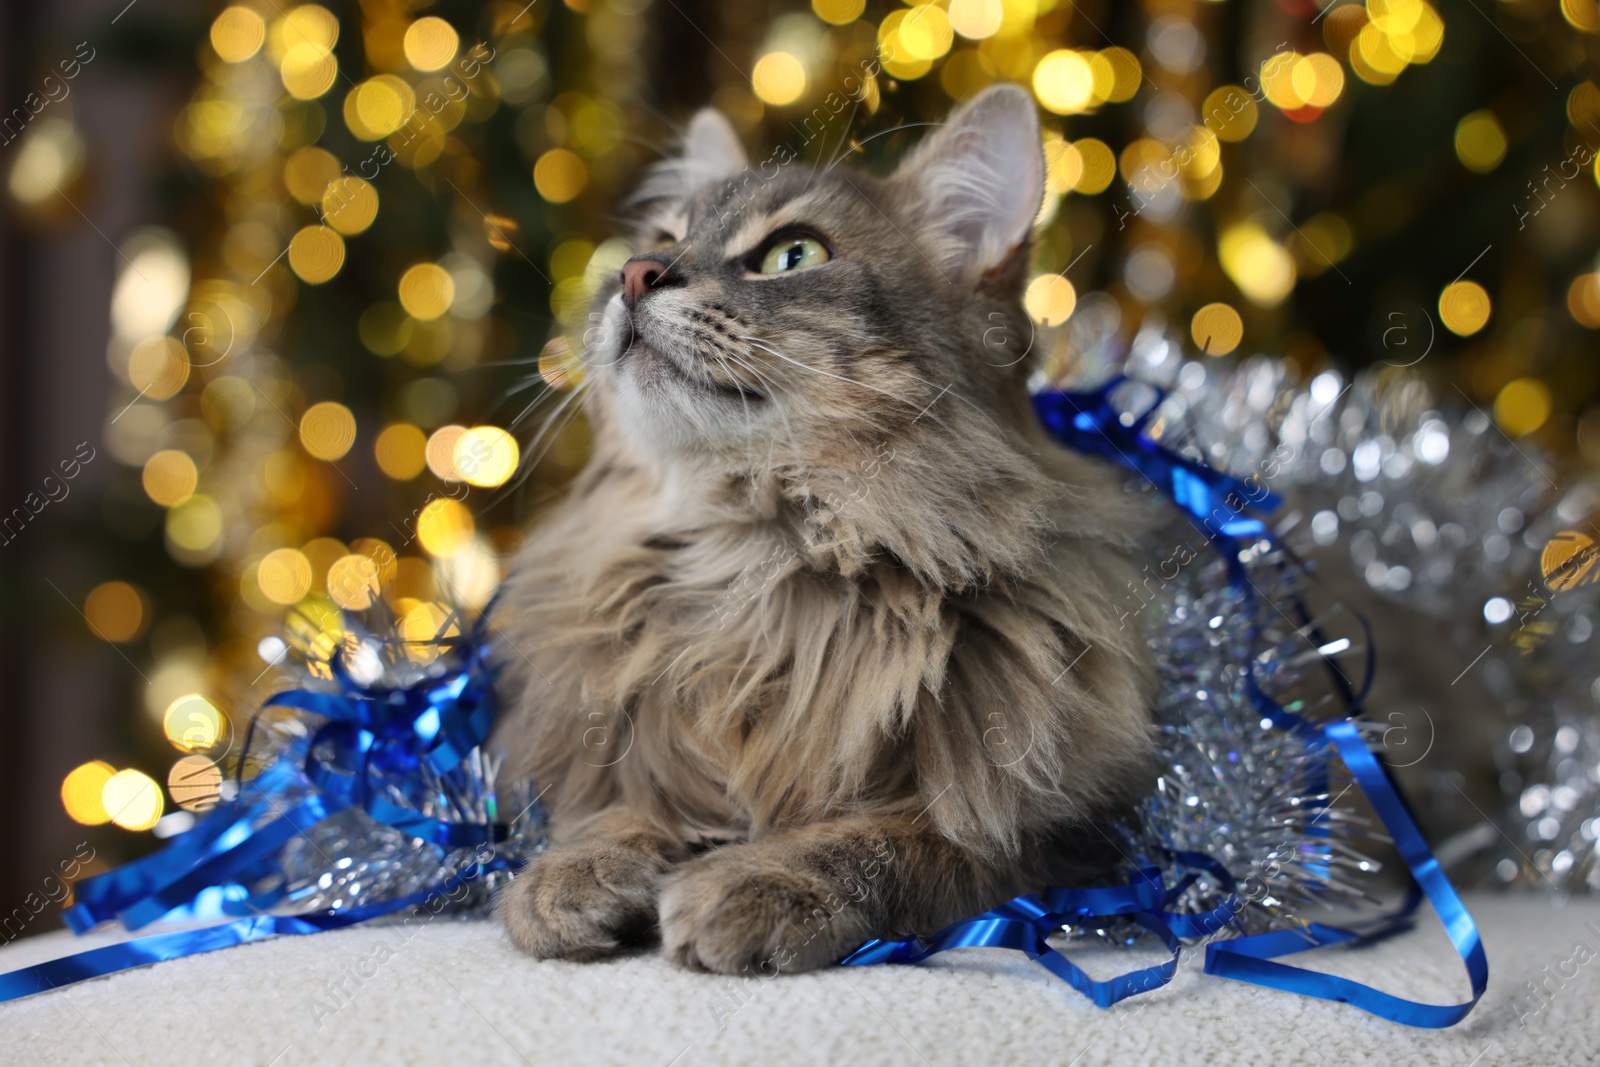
[758,236,829,275]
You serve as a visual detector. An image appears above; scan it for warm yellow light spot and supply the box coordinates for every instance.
[127,336,190,401]
[1261,51,1306,110]
[375,423,427,480]
[165,494,223,555]
[1542,531,1599,592]
[163,694,224,753]
[1099,47,1142,103]
[283,146,340,205]
[898,6,954,61]
[142,449,199,507]
[1567,273,1600,328]
[1368,0,1425,35]
[400,601,460,664]
[1033,50,1095,115]
[1024,275,1077,326]
[62,761,116,825]
[550,238,596,282]
[322,176,378,235]
[168,755,223,812]
[752,52,807,106]
[102,769,163,831]
[948,0,1003,39]
[352,538,399,586]
[1353,23,1409,81]
[1191,303,1245,356]
[1203,86,1259,142]
[300,401,357,461]
[538,337,586,390]
[398,263,455,320]
[1438,280,1491,335]
[1494,378,1552,438]
[533,148,588,203]
[1072,138,1116,194]
[85,581,147,643]
[1043,138,1083,195]
[404,16,459,72]
[288,226,345,284]
[1454,111,1506,174]
[812,0,865,25]
[455,426,521,488]
[259,548,314,605]
[273,4,339,55]
[1219,223,1296,307]
[211,6,266,63]
[327,554,382,610]
[417,498,475,558]
[280,42,337,99]
[426,425,468,480]
[1291,53,1345,109]
[353,75,415,140]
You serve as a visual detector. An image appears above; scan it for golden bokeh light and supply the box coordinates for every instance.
[210,6,267,63]
[1566,273,1600,328]
[948,0,1004,40]
[283,146,341,204]
[752,52,807,106]
[1219,223,1296,307]
[1023,274,1077,326]
[1203,86,1259,142]
[258,547,314,605]
[300,401,357,461]
[84,581,147,643]
[322,176,379,235]
[538,336,586,390]
[288,225,345,284]
[534,148,588,203]
[1290,53,1345,109]
[63,761,116,825]
[142,449,199,507]
[1043,137,1084,195]
[327,553,382,610]
[1072,138,1117,194]
[1454,111,1506,173]
[1542,531,1598,592]
[272,4,339,56]
[165,494,223,558]
[127,336,190,401]
[398,263,455,320]
[1033,50,1095,115]
[163,694,224,753]
[426,424,468,480]
[404,16,460,72]
[898,6,954,61]
[1438,280,1491,335]
[454,426,521,488]
[812,0,865,25]
[400,601,460,664]
[350,75,416,140]
[417,498,476,558]
[168,755,223,812]
[102,768,164,831]
[280,42,338,100]
[1191,302,1245,356]
[1494,377,1552,437]
[375,422,428,480]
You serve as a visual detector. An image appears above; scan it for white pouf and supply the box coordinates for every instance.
[0,893,1591,1066]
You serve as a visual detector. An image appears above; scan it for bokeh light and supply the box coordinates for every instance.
[454,426,521,488]
[398,263,455,320]
[1494,378,1552,437]
[534,148,588,203]
[102,769,164,831]
[1033,51,1095,115]
[163,694,224,753]
[1439,280,1491,335]
[426,425,468,480]
[1024,274,1077,326]
[299,401,357,461]
[1191,303,1245,356]
[168,756,223,813]
[416,498,475,558]
[404,16,459,72]
[61,761,117,825]
[84,581,148,643]
[327,553,382,610]
[142,449,198,507]
[322,177,379,236]
[1219,223,1297,307]
[752,52,807,106]
[288,226,345,284]
[258,548,314,604]
[375,423,428,480]
[210,6,266,63]
[1454,111,1507,173]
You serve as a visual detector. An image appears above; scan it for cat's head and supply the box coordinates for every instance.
[576,83,1047,470]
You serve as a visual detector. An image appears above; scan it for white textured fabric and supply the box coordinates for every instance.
[0,894,1593,1066]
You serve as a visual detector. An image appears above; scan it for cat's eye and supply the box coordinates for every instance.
[756,235,830,275]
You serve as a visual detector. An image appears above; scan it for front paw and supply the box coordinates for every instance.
[497,840,672,961]
[658,847,873,975]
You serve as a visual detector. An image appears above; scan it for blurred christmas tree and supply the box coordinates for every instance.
[24,0,1598,869]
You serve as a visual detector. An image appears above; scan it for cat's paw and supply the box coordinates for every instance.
[497,839,672,961]
[658,845,873,975]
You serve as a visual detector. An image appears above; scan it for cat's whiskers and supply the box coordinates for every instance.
[717,347,801,471]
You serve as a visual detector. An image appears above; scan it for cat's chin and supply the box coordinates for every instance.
[608,352,771,458]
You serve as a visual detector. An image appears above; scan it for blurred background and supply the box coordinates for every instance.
[2,0,1598,934]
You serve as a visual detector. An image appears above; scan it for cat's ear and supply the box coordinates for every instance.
[891,84,1044,286]
[684,108,747,184]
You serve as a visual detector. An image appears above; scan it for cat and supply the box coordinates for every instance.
[491,83,1156,975]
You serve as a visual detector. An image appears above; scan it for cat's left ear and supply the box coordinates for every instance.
[890,84,1044,287]
[684,108,748,184]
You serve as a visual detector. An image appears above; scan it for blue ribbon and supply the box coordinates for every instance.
[845,378,1486,1028]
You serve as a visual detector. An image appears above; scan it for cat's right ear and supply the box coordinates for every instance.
[890,84,1044,288]
[683,108,747,184]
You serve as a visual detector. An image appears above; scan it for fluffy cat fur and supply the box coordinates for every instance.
[492,84,1156,975]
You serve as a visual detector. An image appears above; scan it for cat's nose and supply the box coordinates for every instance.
[620,255,674,309]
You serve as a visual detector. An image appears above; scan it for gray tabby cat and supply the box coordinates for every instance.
[492,84,1155,974]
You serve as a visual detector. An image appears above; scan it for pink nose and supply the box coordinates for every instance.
[620,256,669,308]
